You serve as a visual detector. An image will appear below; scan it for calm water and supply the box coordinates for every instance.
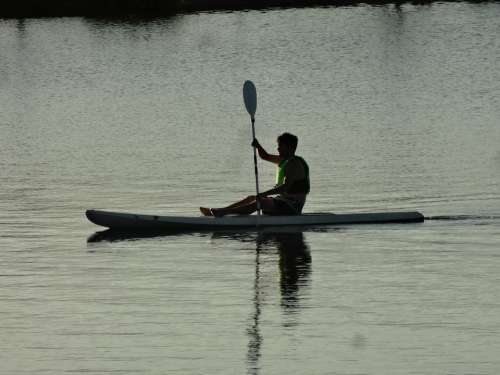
[1,3,500,374]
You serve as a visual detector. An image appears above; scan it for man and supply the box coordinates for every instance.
[200,132,309,217]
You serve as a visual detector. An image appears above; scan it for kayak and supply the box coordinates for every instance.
[85,209,424,230]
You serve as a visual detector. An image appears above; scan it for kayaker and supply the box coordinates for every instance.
[200,132,310,217]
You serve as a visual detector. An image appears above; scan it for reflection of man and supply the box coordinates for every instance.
[224,229,310,374]
[200,132,310,217]
[246,230,311,373]
[274,232,311,311]
[251,231,311,311]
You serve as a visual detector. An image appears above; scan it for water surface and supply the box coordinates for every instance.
[1,3,500,374]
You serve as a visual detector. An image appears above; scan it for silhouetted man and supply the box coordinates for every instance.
[200,132,309,217]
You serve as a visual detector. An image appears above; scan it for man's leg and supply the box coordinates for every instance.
[211,197,275,217]
[221,195,256,210]
[211,201,257,217]
[200,195,256,216]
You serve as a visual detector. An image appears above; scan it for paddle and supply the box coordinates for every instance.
[243,80,261,215]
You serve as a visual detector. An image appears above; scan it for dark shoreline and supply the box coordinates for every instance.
[0,0,494,19]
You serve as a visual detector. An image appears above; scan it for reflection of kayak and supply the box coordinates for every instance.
[86,209,424,230]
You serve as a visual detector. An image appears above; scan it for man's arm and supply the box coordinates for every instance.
[258,184,286,198]
[252,139,281,165]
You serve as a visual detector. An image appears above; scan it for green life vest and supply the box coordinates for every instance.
[276,156,310,194]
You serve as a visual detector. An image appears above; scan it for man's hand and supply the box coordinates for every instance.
[251,138,261,149]
[251,140,281,165]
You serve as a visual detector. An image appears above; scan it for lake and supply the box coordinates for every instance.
[1,2,500,374]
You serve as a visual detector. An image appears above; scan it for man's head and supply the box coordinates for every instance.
[277,132,298,157]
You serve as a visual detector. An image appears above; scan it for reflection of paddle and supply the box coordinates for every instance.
[243,80,261,215]
[246,239,262,375]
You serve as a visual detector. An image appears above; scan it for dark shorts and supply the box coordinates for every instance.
[263,197,300,216]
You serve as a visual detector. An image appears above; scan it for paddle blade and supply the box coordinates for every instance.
[243,80,257,119]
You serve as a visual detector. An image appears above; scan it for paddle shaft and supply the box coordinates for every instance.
[243,80,260,216]
[251,117,261,215]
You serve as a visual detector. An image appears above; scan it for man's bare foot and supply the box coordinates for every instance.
[200,207,213,216]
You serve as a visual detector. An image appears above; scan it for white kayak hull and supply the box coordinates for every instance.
[86,209,424,230]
